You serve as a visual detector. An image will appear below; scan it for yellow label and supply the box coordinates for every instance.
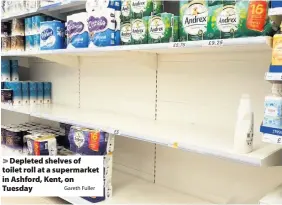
[172,142,178,148]
[272,35,282,66]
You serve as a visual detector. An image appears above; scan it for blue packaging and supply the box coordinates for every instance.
[32,15,46,34]
[68,126,115,155]
[43,82,52,104]
[9,82,22,105]
[67,13,89,49]
[106,0,121,10]
[271,0,282,8]
[115,11,121,45]
[86,0,121,11]
[25,17,32,35]
[263,116,282,128]
[88,8,116,47]
[34,34,40,50]
[29,81,38,104]
[25,35,34,51]
[11,60,19,81]
[1,60,10,81]
[37,82,44,104]
[40,21,66,50]
[22,81,30,104]
[4,81,11,89]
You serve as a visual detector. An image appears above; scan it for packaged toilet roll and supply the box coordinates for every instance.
[67,12,89,49]
[68,126,115,155]
[40,21,65,50]
[86,0,121,12]
[26,134,57,156]
[115,10,121,45]
[87,8,116,47]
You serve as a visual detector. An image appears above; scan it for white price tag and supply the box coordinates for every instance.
[203,39,224,47]
[263,134,282,144]
[171,42,187,48]
[265,72,282,81]
[113,129,120,135]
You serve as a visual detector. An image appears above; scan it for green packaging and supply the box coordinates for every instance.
[179,0,208,41]
[153,0,164,14]
[236,0,278,37]
[207,0,278,40]
[148,12,174,43]
[131,16,149,44]
[120,22,132,45]
[131,0,153,19]
[121,0,131,22]
[207,4,241,39]
[173,16,179,42]
[207,0,222,7]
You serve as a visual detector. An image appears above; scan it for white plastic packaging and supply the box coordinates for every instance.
[234,94,254,154]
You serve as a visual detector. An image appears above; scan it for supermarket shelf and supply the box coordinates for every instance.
[269,7,282,16]
[263,134,282,145]
[1,103,31,115]
[1,145,26,156]
[62,170,211,204]
[2,103,282,167]
[1,145,210,204]
[1,1,85,22]
[1,37,272,67]
[265,72,282,81]
[259,184,282,204]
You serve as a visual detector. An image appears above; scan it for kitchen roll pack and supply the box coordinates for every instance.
[67,12,89,48]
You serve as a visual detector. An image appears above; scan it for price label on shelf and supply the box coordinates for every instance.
[171,42,187,48]
[113,129,120,135]
[265,72,282,81]
[203,40,224,47]
[263,134,282,144]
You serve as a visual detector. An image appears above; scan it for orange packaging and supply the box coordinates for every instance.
[89,131,100,151]
[34,141,40,156]
[246,0,267,32]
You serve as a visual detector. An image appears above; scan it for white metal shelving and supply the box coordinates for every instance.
[1,146,210,205]
[2,1,282,202]
[1,37,272,67]
[259,184,282,204]
[2,103,282,167]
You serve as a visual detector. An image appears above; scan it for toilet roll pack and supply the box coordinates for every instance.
[87,8,116,47]
[83,0,121,47]
[67,12,89,48]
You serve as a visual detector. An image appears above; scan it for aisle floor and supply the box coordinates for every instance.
[1,197,70,204]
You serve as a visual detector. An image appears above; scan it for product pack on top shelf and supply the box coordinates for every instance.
[1,0,281,53]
